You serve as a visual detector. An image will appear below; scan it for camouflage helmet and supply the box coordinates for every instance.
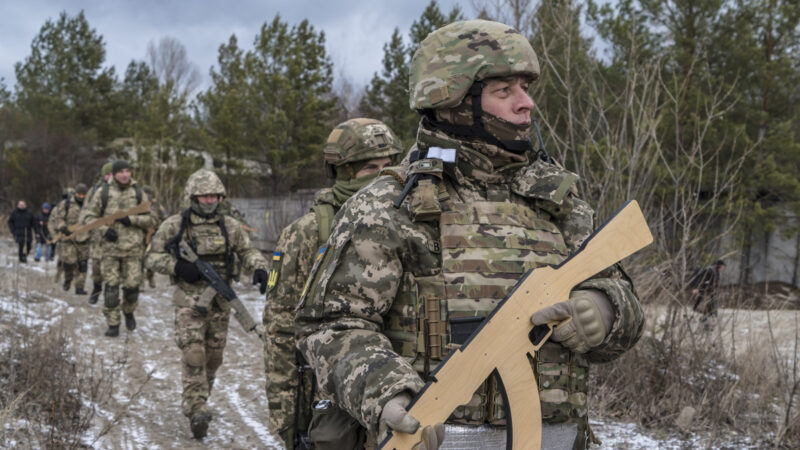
[323,118,403,178]
[409,20,540,110]
[74,183,88,195]
[185,169,226,198]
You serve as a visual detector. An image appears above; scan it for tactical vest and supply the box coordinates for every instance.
[385,165,590,427]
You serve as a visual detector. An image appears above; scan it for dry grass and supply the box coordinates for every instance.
[0,324,115,449]
[591,269,800,448]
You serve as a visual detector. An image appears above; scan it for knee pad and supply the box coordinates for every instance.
[122,287,139,303]
[78,260,88,273]
[104,285,120,308]
[185,346,205,368]
[206,350,224,371]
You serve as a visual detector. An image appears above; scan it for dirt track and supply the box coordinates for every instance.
[1,246,281,449]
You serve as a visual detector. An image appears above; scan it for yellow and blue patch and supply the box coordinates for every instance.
[267,252,281,290]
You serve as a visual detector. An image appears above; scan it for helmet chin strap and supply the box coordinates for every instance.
[421,82,532,154]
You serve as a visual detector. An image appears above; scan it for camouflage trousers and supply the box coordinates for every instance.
[91,257,103,286]
[264,303,315,447]
[101,255,142,327]
[61,241,90,289]
[175,306,230,417]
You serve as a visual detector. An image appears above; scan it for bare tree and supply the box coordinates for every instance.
[146,36,201,97]
[471,0,535,35]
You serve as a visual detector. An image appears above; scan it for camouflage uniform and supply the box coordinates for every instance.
[142,185,168,289]
[82,170,157,330]
[296,20,644,449]
[264,119,403,448]
[52,186,91,293]
[145,169,268,428]
[84,162,113,302]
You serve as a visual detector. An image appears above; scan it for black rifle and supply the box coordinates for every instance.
[177,240,263,339]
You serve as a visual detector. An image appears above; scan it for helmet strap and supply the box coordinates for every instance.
[420,82,532,154]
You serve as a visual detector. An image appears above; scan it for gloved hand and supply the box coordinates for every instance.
[379,393,445,450]
[174,259,203,283]
[59,225,72,236]
[115,216,132,227]
[253,269,269,294]
[530,289,614,354]
[104,228,118,242]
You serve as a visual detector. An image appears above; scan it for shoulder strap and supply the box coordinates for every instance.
[311,203,335,244]
[100,183,110,216]
[64,197,71,216]
[134,184,143,204]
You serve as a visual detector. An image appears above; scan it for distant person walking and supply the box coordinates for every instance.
[8,200,36,263]
[691,260,726,321]
[34,202,55,262]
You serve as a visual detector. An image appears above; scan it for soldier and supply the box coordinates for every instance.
[145,168,268,439]
[264,118,403,449]
[82,160,157,337]
[296,20,644,450]
[84,162,114,304]
[142,185,167,289]
[52,184,91,294]
[52,187,74,282]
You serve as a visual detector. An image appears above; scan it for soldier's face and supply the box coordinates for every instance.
[104,173,113,182]
[355,156,392,179]
[197,194,219,205]
[480,76,533,125]
[114,168,131,184]
[17,201,26,209]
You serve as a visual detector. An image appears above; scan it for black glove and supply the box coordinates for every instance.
[253,269,269,294]
[59,225,72,236]
[104,228,118,242]
[174,259,203,283]
[115,216,132,227]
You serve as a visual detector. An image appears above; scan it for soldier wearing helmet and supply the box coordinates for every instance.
[264,118,403,449]
[146,168,269,440]
[82,161,115,304]
[296,20,643,449]
[51,183,91,294]
[83,160,157,337]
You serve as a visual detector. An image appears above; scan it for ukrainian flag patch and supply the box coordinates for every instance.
[267,252,281,290]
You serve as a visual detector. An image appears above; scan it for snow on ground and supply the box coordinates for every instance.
[2,243,792,449]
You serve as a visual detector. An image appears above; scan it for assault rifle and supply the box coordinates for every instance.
[177,240,263,340]
[379,201,653,450]
[51,201,151,243]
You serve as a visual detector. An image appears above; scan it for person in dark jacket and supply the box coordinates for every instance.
[8,200,36,263]
[690,260,726,322]
[34,202,55,262]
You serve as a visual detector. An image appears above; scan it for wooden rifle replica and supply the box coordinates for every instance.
[379,200,653,450]
[50,201,151,243]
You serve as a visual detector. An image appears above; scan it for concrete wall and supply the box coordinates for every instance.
[229,189,319,252]
[720,210,799,287]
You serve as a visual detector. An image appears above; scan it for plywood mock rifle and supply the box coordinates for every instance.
[379,200,653,450]
[51,201,151,243]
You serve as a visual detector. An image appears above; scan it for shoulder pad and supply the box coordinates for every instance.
[511,159,579,205]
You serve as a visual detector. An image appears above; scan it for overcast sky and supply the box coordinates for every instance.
[0,0,467,94]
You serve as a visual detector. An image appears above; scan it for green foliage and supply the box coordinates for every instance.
[14,10,121,143]
[359,0,462,146]
[196,15,338,194]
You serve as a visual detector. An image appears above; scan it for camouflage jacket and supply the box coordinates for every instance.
[296,125,644,435]
[268,188,341,338]
[53,195,90,244]
[145,208,268,306]
[82,179,157,257]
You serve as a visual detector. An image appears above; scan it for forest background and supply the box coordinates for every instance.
[1,0,800,447]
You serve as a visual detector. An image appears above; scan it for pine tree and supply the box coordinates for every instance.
[359,1,462,146]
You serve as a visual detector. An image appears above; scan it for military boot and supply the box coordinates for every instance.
[89,283,102,305]
[75,287,88,295]
[124,312,136,331]
[190,413,212,439]
[63,279,72,291]
[104,325,119,337]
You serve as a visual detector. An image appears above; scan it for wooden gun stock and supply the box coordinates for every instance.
[379,201,653,450]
